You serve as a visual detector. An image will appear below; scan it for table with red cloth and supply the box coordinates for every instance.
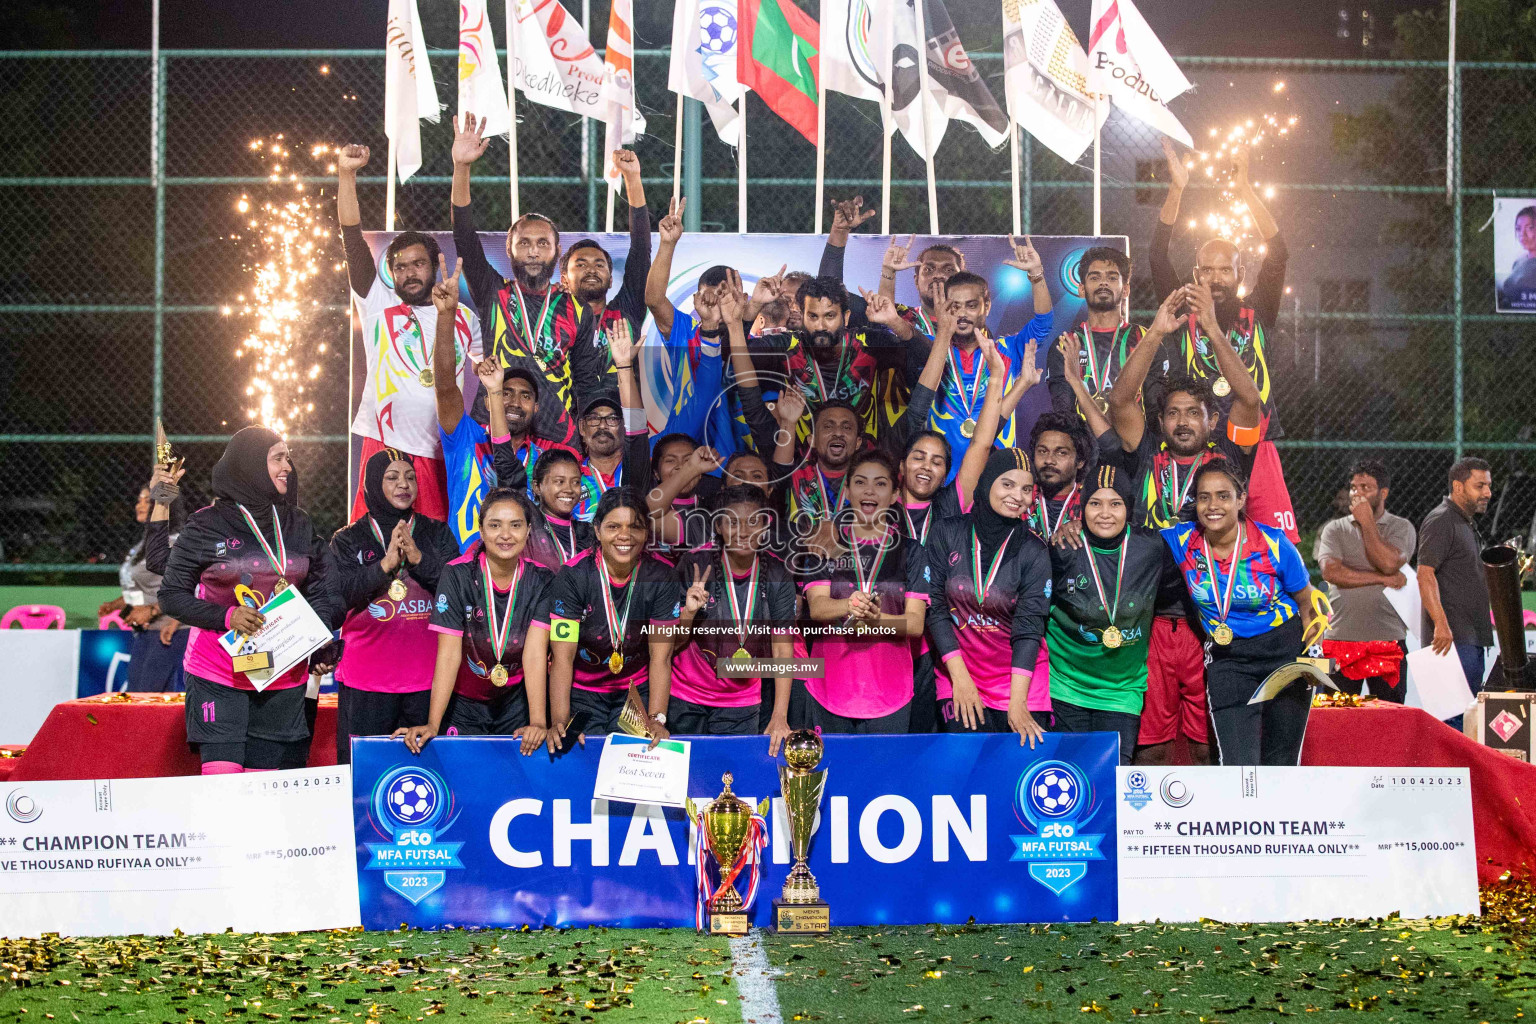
[1300,702,1536,886]
[6,693,339,781]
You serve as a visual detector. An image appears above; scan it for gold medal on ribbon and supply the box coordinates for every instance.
[418,367,434,388]
[490,663,509,687]
[370,516,417,606]
[959,418,976,439]
[1212,376,1231,397]
[273,577,290,593]
[1101,625,1123,649]
[1083,527,1130,653]
[1093,393,1110,414]
[723,556,761,667]
[480,552,523,689]
[1213,623,1234,645]
[609,651,625,675]
[597,556,639,677]
[388,578,408,602]
[238,504,290,596]
[1201,524,1243,648]
[732,647,751,661]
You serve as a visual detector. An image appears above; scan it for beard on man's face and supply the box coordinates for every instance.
[1085,287,1120,313]
[808,329,839,350]
[514,257,553,290]
[395,276,433,305]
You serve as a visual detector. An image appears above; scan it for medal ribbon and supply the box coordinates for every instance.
[813,469,845,517]
[1199,522,1245,633]
[807,345,849,403]
[903,504,931,545]
[481,553,523,665]
[389,306,468,380]
[546,518,573,563]
[1034,484,1078,540]
[367,515,415,553]
[722,556,760,651]
[1084,532,1130,632]
[596,555,639,658]
[1188,309,1255,374]
[1077,322,1129,396]
[510,284,558,365]
[969,529,1013,604]
[237,505,288,582]
[945,346,986,424]
[1164,454,1202,520]
[852,528,893,596]
[912,306,934,336]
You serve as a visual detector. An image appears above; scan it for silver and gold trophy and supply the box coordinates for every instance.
[687,773,767,935]
[154,418,183,477]
[772,729,831,934]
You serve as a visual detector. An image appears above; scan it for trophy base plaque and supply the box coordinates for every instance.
[771,899,830,935]
[707,911,751,936]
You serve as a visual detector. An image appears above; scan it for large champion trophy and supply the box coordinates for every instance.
[687,773,767,936]
[772,729,831,934]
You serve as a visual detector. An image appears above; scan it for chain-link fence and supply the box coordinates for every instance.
[3,47,1535,574]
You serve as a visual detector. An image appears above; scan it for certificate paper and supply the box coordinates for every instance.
[1117,766,1478,922]
[218,584,332,690]
[593,734,691,808]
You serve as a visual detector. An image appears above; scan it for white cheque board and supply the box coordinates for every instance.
[1116,767,1479,923]
[0,768,360,937]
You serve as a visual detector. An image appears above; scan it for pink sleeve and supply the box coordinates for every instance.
[224,606,237,629]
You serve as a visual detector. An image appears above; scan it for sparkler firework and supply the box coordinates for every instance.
[1180,86,1299,269]
[222,135,339,435]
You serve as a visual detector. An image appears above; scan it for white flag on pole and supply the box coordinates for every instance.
[1086,0,1193,145]
[385,0,440,182]
[878,0,1008,159]
[1001,0,1105,165]
[602,0,647,191]
[880,0,944,158]
[668,0,744,147]
[512,0,608,119]
[821,0,885,104]
[459,0,512,137]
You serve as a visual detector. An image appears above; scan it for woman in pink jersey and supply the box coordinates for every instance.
[159,427,343,774]
[803,451,929,733]
[329,448,461,764]
[669,485,797,751]
[926,447,1052,743]
[397,489,557,755]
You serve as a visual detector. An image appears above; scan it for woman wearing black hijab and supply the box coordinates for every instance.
[159,427,343,774]
[1047,464,1186,765]
[926,446,1053,742]
[329,448,461,764]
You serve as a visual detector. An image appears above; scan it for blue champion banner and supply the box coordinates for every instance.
[351,733,1118,929]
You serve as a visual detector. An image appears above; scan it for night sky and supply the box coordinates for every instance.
[37,0,1423,59]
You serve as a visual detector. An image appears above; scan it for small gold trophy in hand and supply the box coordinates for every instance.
[154,418,184,477]
[687,773,767,935]
[772,729,831,934]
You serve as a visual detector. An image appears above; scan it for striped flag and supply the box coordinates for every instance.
[458,0,511,137]
[602,0,647,190]
[737,0,820,145]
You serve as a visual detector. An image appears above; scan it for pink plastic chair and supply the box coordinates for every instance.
[1,605,67,630]
[98,610,131,630]
[1524,610,1536,629]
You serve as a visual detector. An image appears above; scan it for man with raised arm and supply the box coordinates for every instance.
[450,114,652,447]
[1152,138,1298,541]
[337,143,482,521]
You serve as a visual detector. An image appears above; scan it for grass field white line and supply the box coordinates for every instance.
[729,928,783,1024]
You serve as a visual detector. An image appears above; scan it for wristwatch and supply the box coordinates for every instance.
[652,712,668,726]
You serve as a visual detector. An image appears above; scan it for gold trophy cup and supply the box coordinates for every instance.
[772,729,831,934]
[688,773,761,935]
[154,417,184,477]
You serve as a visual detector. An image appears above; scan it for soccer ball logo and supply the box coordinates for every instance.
[1032,769,1077,816]
[699,5,737,54]
[387,772,439,825]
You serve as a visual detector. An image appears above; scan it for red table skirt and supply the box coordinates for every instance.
[7,694,338,781]
[1300,703,1536,886]
[6,697,1533,885]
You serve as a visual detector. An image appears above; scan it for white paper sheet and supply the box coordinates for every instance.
[1404,645,1476,721]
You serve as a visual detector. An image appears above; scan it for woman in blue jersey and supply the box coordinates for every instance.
[1162,456,1330,766]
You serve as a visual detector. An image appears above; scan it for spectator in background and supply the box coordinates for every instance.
[1417,458,1494,704]
[1315,459,1415,702]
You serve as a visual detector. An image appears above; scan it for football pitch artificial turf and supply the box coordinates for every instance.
[0,888,1531,1024]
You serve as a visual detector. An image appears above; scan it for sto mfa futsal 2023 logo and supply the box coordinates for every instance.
[1009,759,1105,895]
[364,765,464,905]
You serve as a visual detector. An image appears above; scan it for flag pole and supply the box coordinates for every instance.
[386,135,398,229]
[814,0,827,235]
[505,1,520,222]
[1445,0,1456,205]
[1092,92,1102,235]
[673,93,684,204]
[738,97,748,233]
[879,0,893,236]
[912,0,938,234]
[1009,124,1021,236]
[605,174,616,231]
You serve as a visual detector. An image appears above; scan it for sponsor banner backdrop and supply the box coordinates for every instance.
[0,768,361,937]
[1116,766,1479,923]
[356,232,1127,437]
[352,733,1119,929]
[1494,197,1536,313]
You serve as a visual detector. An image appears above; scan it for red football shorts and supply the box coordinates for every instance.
[1245,440,1299,543]
[1138,615,1209,746]
[351,437,449,523]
